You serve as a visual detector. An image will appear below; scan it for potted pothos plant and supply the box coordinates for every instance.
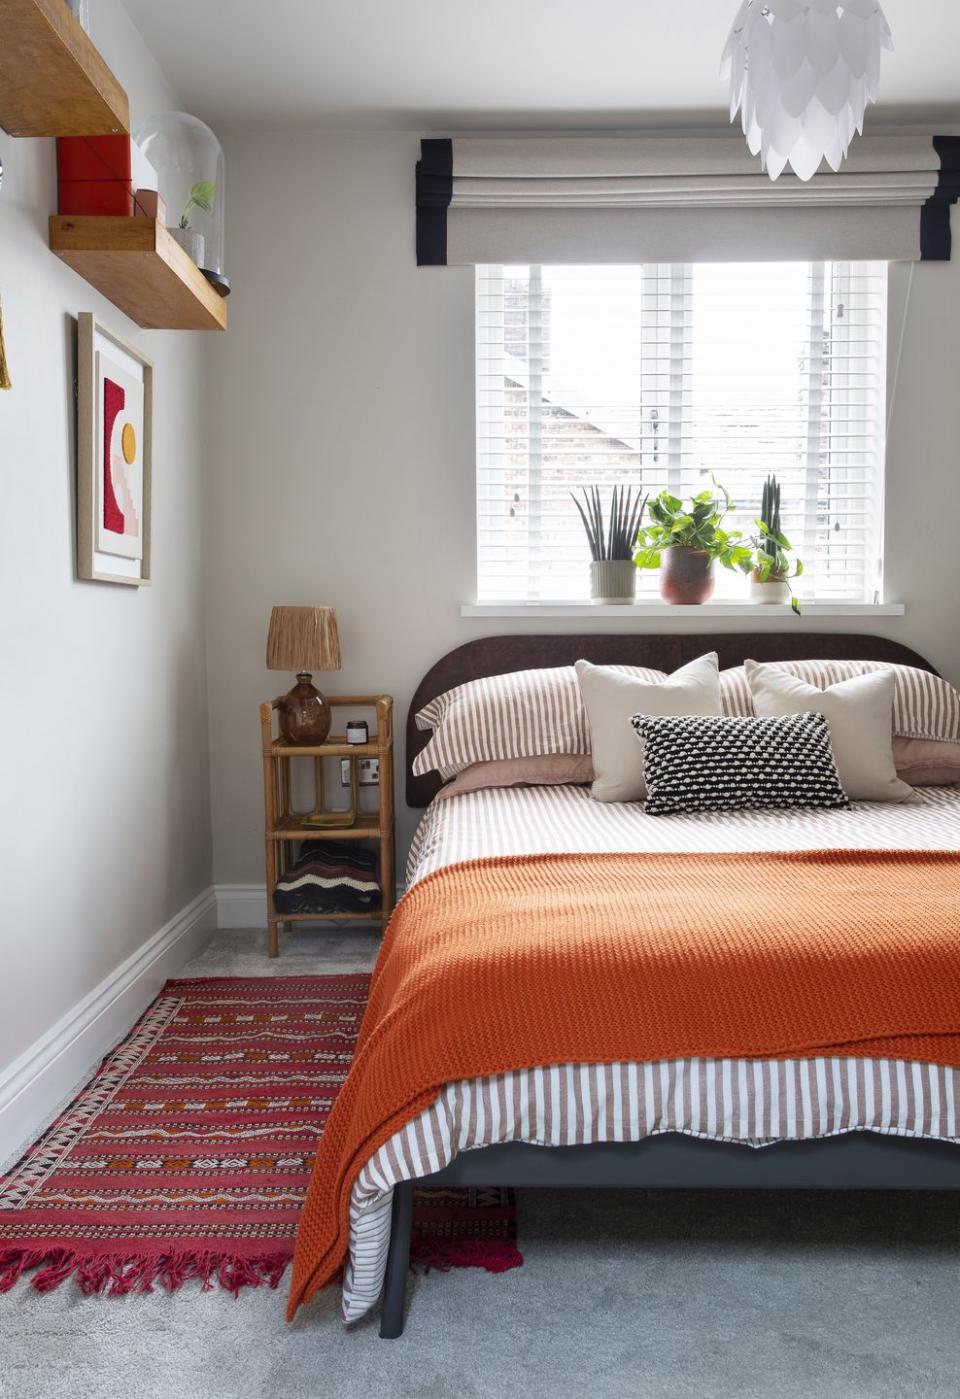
[633,481,752,604]
[169,180,216,268]
[750,474,803,614]
[572,484,648,603]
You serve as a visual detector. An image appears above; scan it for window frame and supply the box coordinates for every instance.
[474,260,889,608]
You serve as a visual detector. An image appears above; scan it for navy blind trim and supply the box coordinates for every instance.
[416,138,453,266]
[921,136,960,262]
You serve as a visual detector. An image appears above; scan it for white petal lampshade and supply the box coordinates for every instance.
[722,0,893,181]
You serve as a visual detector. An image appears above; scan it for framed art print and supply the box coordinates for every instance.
[77,312,153,585]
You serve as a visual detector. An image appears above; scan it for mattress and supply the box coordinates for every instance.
[341,784,960,1322]
[409,782,960,879]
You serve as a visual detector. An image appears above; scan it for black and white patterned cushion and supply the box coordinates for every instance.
[630,711,850,816]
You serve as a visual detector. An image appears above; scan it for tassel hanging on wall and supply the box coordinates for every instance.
[0,296,12,390]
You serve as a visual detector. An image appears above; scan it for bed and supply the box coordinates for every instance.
[291,633,960,1337]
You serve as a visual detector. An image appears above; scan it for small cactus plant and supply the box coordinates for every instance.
[759,476,782,565]
[751,474,803,613]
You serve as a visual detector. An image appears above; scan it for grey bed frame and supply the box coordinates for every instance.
[378,632,959,1338]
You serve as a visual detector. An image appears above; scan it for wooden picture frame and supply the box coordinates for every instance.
[77,311,153,586]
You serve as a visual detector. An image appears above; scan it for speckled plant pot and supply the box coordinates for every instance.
[169,226,205,267]
[590,560,637,604]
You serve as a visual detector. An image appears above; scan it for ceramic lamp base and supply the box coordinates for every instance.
[276,672,332,745]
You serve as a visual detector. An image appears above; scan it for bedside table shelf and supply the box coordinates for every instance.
[270,815,383,840]
[261,910,384,924]
[259,694,394,957]
[266,739,382,759]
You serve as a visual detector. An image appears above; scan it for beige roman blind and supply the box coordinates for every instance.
[417,134,959,266]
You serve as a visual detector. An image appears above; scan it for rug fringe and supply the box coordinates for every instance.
[409,1237,523,1276]
[0,1246,291,1297]
[1,1240,520,1295]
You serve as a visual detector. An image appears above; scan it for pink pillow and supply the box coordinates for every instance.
[893,737,960,786]
[435,754,595,802]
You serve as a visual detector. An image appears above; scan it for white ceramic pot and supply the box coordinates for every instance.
[590,559,637,604]
[169,225,205,267]
[750,572,792,605]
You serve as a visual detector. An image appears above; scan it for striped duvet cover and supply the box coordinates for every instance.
[341,784,960,1322]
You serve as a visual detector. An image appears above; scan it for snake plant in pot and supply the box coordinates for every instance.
[572,485,648,603]
[750,475,803,613]
[633,481,752,604]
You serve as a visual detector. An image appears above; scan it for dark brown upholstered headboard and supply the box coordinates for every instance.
[406,632,939,808]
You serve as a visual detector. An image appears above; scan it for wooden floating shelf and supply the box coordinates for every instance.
[49,216,227,331]
[0,0,129,136]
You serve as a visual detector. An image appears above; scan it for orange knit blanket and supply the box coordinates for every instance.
[288,849,960,1316]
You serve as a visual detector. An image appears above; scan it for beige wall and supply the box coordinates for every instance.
[0,1,212,1070]
[205,128,960,883]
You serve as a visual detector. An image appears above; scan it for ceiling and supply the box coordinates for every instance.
[122,0,960,132]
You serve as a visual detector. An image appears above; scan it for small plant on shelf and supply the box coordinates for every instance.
[179,180,217,230]
[749,474,803,614]
[571,485,648,603]
[633,480,752,604]
[169,180,217,269]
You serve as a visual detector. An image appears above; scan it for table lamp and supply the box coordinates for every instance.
[266,605,341,744]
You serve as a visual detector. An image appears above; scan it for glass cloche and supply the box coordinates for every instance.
[135,112,230,297]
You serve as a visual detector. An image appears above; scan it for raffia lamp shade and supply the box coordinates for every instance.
[267,606,341,745]
[267,606,341,673]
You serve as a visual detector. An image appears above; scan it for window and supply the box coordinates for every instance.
[475,262,888,604]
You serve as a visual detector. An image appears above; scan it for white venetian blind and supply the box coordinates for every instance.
[476,261,888,603]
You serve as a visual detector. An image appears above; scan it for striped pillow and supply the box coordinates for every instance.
[720,661,960,743]
[413,665,666,780]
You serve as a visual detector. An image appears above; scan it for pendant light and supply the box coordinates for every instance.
[722,0,893,182]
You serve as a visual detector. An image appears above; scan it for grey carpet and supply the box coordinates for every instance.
[2,930,960,1399]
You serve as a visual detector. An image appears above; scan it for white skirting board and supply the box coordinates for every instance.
[216,883,269,929]
[0,887,216,1168]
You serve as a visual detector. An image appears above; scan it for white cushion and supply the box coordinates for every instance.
[576,653,722,803]
[720,660,960,742]
[744,660,913,804]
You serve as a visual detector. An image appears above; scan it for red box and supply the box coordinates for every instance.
[57,135,134,217]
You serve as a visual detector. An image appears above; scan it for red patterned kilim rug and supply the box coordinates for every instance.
[0,975,520,1296]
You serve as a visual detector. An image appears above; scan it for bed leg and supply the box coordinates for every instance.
[379,1181,414,1339]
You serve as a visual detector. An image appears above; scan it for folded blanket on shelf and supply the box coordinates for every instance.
[273,841,380,915]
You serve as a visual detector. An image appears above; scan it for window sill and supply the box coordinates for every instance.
[461,602,906,619]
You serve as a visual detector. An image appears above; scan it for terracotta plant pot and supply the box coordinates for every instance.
[659,547,714,605]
